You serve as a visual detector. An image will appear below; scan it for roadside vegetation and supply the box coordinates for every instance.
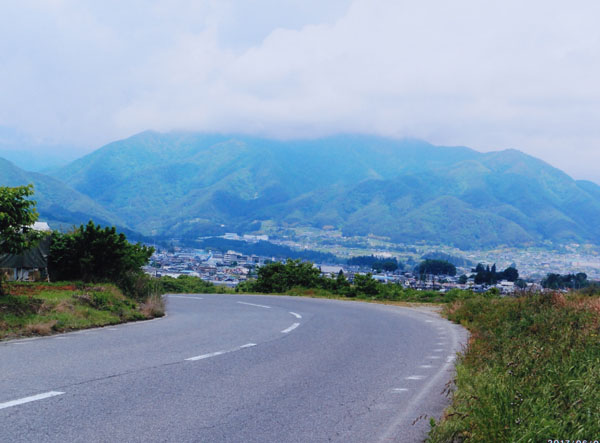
[0,282,160,340]
[1,185,165,339]
[235,259,480,303]
[429,291,600,442]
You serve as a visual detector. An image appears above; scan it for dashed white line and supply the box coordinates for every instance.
[425,320,434,323]
[392,388,409,392]
[186,343,257,362]
[419,365,433,368]
[281,323,300,334]
[405,375,426,380]
[0,391,64,410]
[289,312,302,319]
[186,350,226,361]
[433,348,444,352]
[237,301,271,309]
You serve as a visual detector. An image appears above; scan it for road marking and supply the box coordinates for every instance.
[169,295,203,300]
[0,391,64,411]
[446,355,456,363]
[392,388,409,392]
[281,323,300,334]
[425,320,434,323]
[379,317,463,442]
[289,312,302,319]
[427,356,441,359]
[436,342,445,345]
[433,348,444,352]
[10,337,42,344]
[186,351,226,361]
[186,343,257,362]
[419,365,433,368]
[237,301,271,309]
[53,337,68,340]
[405,375,426,380]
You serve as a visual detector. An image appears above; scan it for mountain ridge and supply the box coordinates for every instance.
[4,131,599,249]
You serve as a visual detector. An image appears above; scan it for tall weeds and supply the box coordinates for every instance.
[429,293,600,442]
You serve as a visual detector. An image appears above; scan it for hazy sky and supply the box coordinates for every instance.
[1,0,600,181]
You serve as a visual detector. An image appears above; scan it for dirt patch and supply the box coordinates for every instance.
[25,320,57,335]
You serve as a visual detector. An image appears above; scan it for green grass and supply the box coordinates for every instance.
[0,282,162,340]
[429,293,600,442]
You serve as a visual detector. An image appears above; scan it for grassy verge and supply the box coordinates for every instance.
[0,281,165,340]
[429,293,600,442]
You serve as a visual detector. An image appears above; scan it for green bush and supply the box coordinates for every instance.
[48,221,153,283]
[158,275,218,294]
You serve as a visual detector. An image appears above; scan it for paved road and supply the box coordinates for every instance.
[0,294,467,442]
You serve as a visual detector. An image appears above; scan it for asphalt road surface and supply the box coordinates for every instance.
[0,294,467,442]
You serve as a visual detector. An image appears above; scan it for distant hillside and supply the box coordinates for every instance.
[48,131,600,248]
[0,157,131,234]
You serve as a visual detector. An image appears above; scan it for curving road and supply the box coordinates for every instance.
[0,294,467,442]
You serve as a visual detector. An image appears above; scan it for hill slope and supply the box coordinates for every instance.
[0,157,127,231]
[52,132,600,248]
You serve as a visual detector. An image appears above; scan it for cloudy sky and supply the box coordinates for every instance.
[1,0,600,181]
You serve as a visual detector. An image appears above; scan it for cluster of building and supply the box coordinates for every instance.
[146,248,541,294]
[145,249,267,287]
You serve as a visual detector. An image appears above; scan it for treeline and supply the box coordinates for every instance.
[542,272,590,290]
[416,259,457,276]
[472,263,519,284]
[237,259,476,303]
[347,255,403,272]
[194,238,341,263]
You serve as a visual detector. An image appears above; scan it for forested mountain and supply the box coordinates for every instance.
[5,131,600,249]
[0,157,127,232]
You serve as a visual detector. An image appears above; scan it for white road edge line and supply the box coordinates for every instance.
[186,343,257,362]
[237,301,271,309]
[169,295,203,299]
[0,391,64,410]
[405,375,426,380]
[289,312,302,319]
[392,388,409,392]
[281,323,300,334]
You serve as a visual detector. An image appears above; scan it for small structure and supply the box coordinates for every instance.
[0,223,51,282]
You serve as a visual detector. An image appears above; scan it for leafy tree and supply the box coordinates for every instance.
[252,259,322,293]
[417,259,457,276]
[335,270,350,291]
[502,266,519,282]
[472,263,519,285]
[48,221,154,284]
[0,185,43,295]
[0,185,41,255]
[353,273,380,296]
[458,274,468,284]
[348,255,403,272]
[542,272,589,290]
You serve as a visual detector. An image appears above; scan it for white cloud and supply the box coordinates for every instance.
[1,0,600,181]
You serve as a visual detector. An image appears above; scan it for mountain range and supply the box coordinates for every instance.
[2,131,600,249]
